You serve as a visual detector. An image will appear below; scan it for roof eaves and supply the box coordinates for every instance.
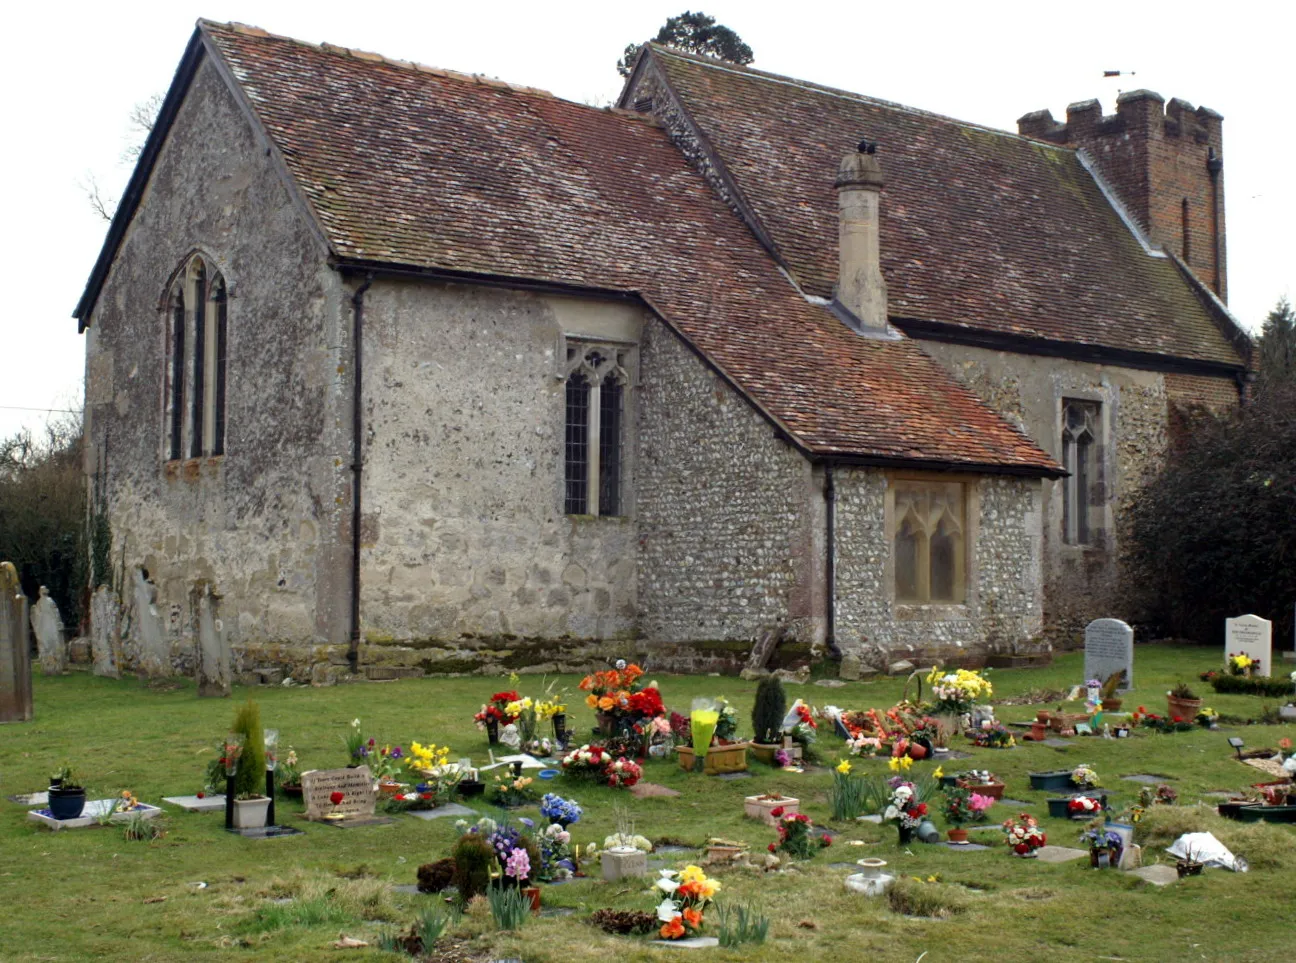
[72,27,206,328]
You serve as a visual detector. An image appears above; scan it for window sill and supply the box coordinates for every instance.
[565,513,631,523]
[163,456,224,481]
[895,603,972,621]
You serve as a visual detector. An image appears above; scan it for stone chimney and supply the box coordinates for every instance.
[1017,91,1227,300]
[835,141,888,330]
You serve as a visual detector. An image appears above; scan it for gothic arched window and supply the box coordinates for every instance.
[164,255,228,461]
[563,342,631,516]
[1061,400,1100,545]
[893,479,966,604]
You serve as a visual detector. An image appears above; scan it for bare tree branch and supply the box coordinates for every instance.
[79,172,117,222]
[121,92,164,164]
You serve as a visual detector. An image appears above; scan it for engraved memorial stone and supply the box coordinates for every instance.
[1084,618,1133,691]
[132,569,170,679]
[195,584,231,697]
[1225,614,1272,677]
[1,562,34,722]
[301,766,377,821]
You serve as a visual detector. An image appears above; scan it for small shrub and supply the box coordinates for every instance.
[230,699,265,800]
[486,884,530,931]
[121,813,165,841]
[588,909,657,935]
[452,833,496,904]
[417,858,455,893]
[751,676,786,745]
[886,877,970,919]
[715,902,770,947]
[1208,673,1295,698]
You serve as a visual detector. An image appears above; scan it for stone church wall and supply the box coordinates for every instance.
[635,317,824,649]
[913,341,1239,638]
[356,283,644,673]
[83,55,353,683]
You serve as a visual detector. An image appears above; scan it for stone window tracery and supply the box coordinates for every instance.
[894,479,966,604]
[1061,399,1099,545]
[564,341,630,516]
[165,254,227,461]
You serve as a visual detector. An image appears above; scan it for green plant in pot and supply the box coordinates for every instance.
[748,676,786,766]
[229,699,269,829]
[47,762,86,820]
[1166,682,1202,721]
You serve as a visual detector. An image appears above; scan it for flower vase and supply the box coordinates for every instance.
[485,718,499,746]
[523,885,541,912]
[552,713,567,745]
[898,826,914,845]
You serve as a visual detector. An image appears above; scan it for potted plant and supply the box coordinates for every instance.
[677,699,748,774]
[229,699,270,829]
[1176,847,1204,878]
[47,763,86,821]
[942,786,994,843]
[1080,822,1123,868]
[474,690,520,745]
[745,791,800,825]
[278,748,303,799]
[1166,682,1202,721]
[769,809,832,859]
[748,676,787,766]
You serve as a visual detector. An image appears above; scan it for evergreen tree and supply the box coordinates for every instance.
[618,11,754,78]
[1256,296,1296,389]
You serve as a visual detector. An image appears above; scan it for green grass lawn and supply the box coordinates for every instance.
[1,646,1294,962]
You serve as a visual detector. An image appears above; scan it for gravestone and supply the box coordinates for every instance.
[132,570,170,679]
[31,586,66,675]
[301,766,377,820]
[1084,618,1133,690]
[89,585,121,679]
[1224,614,1272,677]
[195,584,230,697]
[1,562,34,722]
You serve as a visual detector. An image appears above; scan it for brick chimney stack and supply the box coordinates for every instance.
[835,141,888,330]
[1018,91,1227,300]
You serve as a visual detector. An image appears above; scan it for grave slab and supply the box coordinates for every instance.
[1042,738,1072,748]
[28,800,163,831]
[231,825,305,839]
[405,803,477,821]
[1225,614,1273,677]
[8,792,48,805]
[651,937,720,949]
[163,794,226,812]
[1121,774,1171,785]
[539,907,575,917]
[939,841,990,851]
[855,814,883,824]
[1127,865,1179,886]
[713,771,752,781]
[1084,618,1134,690]
[631,782,681,799]
[307,815,393,829]
[1033,845,1088,864]
[999,799,1034,808]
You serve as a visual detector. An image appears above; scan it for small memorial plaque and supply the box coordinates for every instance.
[301,767,377,821]
[1225,614,1272,677]
[1084,619,1133,691]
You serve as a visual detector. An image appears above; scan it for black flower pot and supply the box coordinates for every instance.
[48,786,87,821]
[552,713,567,745]
[486,718,500,746]
[458,780,485,798]
[898,826,914,845]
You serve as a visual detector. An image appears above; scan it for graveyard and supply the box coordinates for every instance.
[2,639,1294,962]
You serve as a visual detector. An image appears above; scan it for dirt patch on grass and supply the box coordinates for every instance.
[886,877,970,918]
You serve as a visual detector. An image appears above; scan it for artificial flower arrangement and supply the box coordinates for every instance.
[1067,795,1104,817]
[927,666,994,715]
[1001,813,1047,856]
[604,831,653,852]
[786,702,817,746]
[713,697,740,743]
[474,690,522,731]
[1130,705,1196,734]
[560,744,614,780]
[883,779,928,831]
[489,772,537,807]
[669,711,693,746]
[847,733,884,757]
[580,660,652,732]
[1138,783,1178,807]
[968,721,1015,749]
[1079,822,1124,868]
[535,821,576,880]
[654,865,719,941]
[1227,652,1255,676]
[1195,707,1220,728]
[375,741,464,811]
[768,808,832,859]
[604,756,643,790]
[539,793,583,827]
[369,744,407,785]
[1070,765,1100,789]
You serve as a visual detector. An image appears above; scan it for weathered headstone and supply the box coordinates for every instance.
[131,570,169,679]
[1084,618,1133,691]
[90,585,121,679]
[1225,614,1272,677]
[1,562,34,722]
[195,584,230,697]
[301,766,377,820]
[31,586,66,676]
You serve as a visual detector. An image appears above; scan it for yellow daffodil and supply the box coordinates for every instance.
[888,755,914,772]
[836,759,852,775]
[933,766,944,779]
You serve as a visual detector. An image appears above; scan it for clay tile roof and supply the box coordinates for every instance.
[200,21,1058,473]
[640,45,1243,367]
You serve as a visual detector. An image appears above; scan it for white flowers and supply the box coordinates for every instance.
[351,718,361,728]
[604,832,653,852]
[656,897,681,922]
[656,870,680,895]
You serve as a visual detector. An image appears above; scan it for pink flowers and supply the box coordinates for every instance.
[968,793,995,814]
[505,847,531,881]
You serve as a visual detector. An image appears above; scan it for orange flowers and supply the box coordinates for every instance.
[585,694,599,709]
[660,916,685,939]
[598,696,615,711]
[682,907,702,928]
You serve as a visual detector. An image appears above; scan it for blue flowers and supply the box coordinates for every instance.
[540,793,583,827]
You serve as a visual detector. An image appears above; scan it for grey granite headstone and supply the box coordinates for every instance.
[31,587,66,676]
[1084,618,1133,691]
[0,562,34,722]
[132,570,170,679]
[195,584,230,697]
[1225,614,1272,677]
[90,585,121,679]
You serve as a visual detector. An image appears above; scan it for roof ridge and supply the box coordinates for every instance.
[200,19,558,100]
[647,43,1073,151]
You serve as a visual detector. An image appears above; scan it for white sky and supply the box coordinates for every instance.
[3,0,1293,441]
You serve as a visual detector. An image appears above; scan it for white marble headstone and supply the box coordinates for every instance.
[1225,614,1272,677]
[1084,618,1133,691]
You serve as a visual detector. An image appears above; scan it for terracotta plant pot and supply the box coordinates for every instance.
[1101,698,1123,711]
[960,781,1005,801]
[523,886,541,912]
[908,741,929,760]
[1036,710,1051,723]
[947,827,969,844]
[1166,696,1202,720]
[748,742,781,766]
[1029,722,1048,741]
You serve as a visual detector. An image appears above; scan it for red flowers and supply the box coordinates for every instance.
[770,806,785,818]
[628,687,664,718]
[795,705,817,729]
[329,791,345,806]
